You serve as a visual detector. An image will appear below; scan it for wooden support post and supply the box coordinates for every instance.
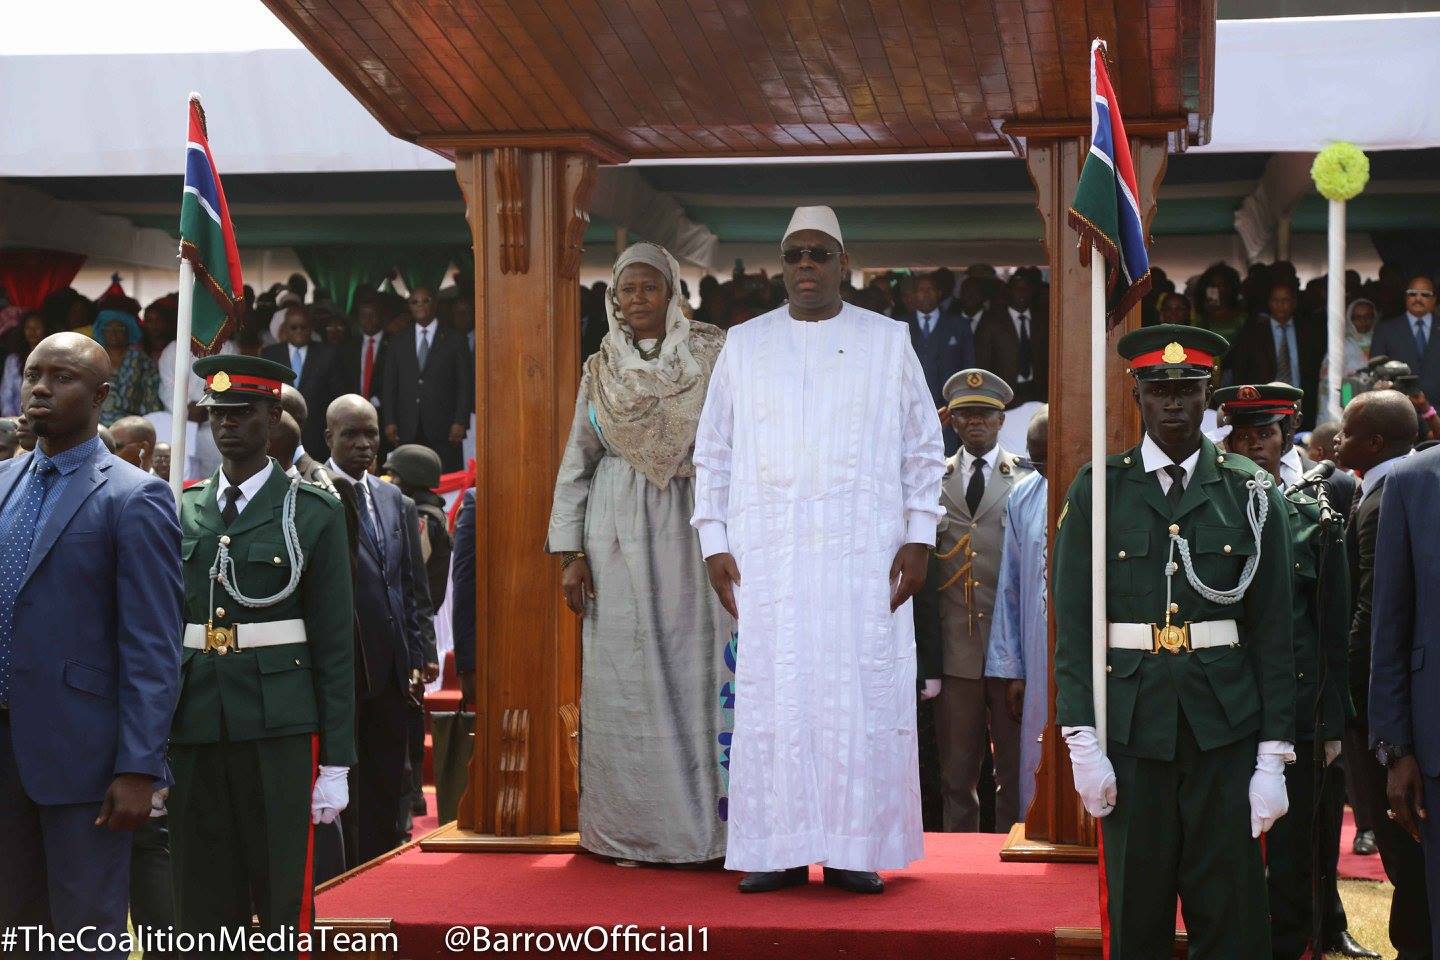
[1002,136,1168,862]
[423,147,597,852]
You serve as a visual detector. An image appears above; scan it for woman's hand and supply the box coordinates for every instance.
[562,558,594,615]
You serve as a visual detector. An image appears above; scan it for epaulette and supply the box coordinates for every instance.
[294,480,342,509]
[1213,449,1264,478]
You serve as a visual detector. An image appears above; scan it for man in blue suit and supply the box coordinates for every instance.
[451,488,476,707]
[324,394,424,862]
[904,272,974,407]
[0,333,182,957]
[1370,439,1440,960]
[1369,276,1440,408]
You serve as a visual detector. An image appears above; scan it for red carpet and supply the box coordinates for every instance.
[318,833,1105,958]
[1339,807,1387,882]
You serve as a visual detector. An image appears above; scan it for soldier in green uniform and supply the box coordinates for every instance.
[1053,325,1296,959]
[1217,383,1368,959]
[168,355,355,956]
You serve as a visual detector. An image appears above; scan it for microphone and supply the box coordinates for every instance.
[1287,459,1334,493]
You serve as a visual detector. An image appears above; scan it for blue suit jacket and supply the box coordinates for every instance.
[903,309,974,404]
[4,445,182,805]
[1370,445,1440,775]
[349,474,422,698]
[451,489,476,677]
[1370,313,1440,404]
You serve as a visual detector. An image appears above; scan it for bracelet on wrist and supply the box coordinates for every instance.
[561,551,586,569]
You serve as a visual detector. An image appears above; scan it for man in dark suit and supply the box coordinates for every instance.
[1336,389,1430,960]
[324,394,424,862]
[337,298,390,410]
[1228,283,1327,428]
[1370,276,1440,407]
[262,304,342,463]
[1367,393,1440,960]
[381,285,472,472]
[973,271,1047,405]
[0,333,182,958]
[452,488,476,708]
[904,272,974,406]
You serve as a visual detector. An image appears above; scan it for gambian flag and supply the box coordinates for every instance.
[1068,40,1151,327]
[179,94,243,355]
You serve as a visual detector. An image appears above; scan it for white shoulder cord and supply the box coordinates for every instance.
[207,478,307,611]
[1163,469,1272,609]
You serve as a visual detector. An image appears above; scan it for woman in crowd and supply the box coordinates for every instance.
[0,310,47,416]
[92,308,162,426]
[1319,297,1378,412]
[141,296,177,361]
[547,242,731,868]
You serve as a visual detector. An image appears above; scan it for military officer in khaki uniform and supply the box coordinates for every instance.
[168,355,355,957]
[933,368,1030,832]
[1054,326,1296,959]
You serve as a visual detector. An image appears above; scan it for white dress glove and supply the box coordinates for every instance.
[1249,741,1294,838]
[312,765,350,825]
[1324,740,1342,767]
[920,679,941,701]
[1063,726,1117,819]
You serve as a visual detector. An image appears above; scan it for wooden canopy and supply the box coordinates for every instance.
[262,0,1214,159]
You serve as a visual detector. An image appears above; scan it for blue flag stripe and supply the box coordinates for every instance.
[184,145,223,226]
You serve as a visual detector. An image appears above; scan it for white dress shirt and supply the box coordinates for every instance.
[414,320,439,362]
[958,443,1000,485]
[1140,433,1201,495]
[1277,445,1304,488]
[217,461,275,517]
[917,310,940,338]
[1269,317,1301,387]
[326,459,379,531]
[1410,312,1433,352]
[1359,453,1407,504]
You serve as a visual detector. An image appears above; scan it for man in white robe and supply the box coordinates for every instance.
[692,206,945,894]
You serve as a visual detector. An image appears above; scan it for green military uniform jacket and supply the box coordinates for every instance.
[171,464,357,767]
[1054,438,1296,761]
[1283,488,1351,741]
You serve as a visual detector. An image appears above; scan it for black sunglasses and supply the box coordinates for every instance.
[782,246,837,265]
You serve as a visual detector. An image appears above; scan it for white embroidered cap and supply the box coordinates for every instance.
[782,205,843,249]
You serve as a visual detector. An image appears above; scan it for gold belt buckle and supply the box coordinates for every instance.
[1151,622,1191,654]
[205,624,236,655]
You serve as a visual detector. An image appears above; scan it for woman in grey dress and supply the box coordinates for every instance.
[547,242,732,866]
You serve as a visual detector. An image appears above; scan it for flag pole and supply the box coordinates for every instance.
[1325,199,1346,424]
[168,257,194,503]
[1091,256,1107,748]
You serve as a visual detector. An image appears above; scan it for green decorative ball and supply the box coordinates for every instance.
[1311,142,1370,202]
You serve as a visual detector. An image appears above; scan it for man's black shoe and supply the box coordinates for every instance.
[821,868,884,893]
[1324,931,1381,958]
[1352,828,1378,855]
[737,866,808,893]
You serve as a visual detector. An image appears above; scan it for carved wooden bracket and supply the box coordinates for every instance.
[558,154,597,280]
[559,702,580,795]
[495,707,530,836]
[496,147,530,275]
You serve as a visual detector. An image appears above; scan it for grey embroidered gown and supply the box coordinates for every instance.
[546,375,732,863]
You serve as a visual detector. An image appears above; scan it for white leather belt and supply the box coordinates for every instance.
[183,618,307,652]
[1107,620,1239,652]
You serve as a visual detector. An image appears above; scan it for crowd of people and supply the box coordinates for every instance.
[4,207,1440,958]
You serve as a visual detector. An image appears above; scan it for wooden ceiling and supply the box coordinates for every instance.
[262,0,1215,161]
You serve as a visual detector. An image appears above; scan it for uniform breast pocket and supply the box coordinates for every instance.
[243,542,293,596]
[1108,529,1150,598]
[255,645,318,730]
[1191,524,1254,588]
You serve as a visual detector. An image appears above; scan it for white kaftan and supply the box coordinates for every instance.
[691,303,945,871]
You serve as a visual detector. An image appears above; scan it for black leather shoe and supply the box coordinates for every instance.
[1324,931,1381,958]
[737,866,808,893]
[1352,828,1378,855]
[821,868,884,893]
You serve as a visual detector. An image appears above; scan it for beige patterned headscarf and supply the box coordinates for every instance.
[584,242,724,488]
